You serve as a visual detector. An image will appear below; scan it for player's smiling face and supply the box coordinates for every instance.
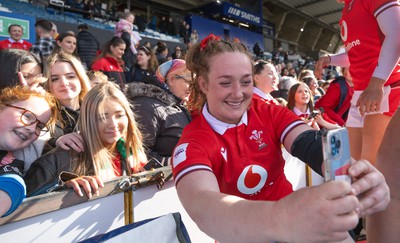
[199,52,253,124]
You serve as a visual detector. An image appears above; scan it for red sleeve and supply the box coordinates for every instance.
[315,83,346,126]
[365,0,398,16]
[171,130,214,185]
[322,113,338,125]
[91,59,104,71]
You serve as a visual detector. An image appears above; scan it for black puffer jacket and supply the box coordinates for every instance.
[125,81,191,167]
[24,148,72,197]
[77,30,100,68]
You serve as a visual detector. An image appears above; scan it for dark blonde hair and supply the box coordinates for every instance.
[0,85,59,133]
[286,82,314,111]
[71,82,145,178]
[185,36,252,111]
[44,52,91,105]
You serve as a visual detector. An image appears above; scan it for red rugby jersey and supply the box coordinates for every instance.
[340,0,400,90]
[172,99,303,201]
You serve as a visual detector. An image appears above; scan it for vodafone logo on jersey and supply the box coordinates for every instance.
[340,20,361,51]
[237,165,268,195]
[340,20,348,42]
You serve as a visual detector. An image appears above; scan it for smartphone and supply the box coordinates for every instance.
[308,110,320,119]
[322,128,352,183]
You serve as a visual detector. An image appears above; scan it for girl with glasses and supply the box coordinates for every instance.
[125,59,191,169]
[0,86,57,217]
[0,49,51,171]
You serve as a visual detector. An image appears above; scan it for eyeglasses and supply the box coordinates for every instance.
[5,104,49,136]
[172,75,191,83]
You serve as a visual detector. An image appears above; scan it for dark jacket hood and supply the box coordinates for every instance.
[125,82,178,106]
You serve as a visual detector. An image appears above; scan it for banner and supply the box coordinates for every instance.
[222,2,262,26]
[0,11,36,43]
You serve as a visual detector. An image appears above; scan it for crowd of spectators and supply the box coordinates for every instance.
[0,15,193,216]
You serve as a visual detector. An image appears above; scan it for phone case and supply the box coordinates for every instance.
[322,128,351,183]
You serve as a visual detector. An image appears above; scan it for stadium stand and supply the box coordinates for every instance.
[0,0,181,44]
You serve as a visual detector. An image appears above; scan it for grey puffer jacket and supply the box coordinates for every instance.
[125,81,191,168]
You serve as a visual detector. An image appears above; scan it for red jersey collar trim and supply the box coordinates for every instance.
[202,103,248,135]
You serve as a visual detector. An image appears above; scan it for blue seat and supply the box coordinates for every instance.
[47,8,56,15]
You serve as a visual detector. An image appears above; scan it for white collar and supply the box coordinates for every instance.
[202,103,248,135]
[253,87,273,101]
[292,106,310,116]
[8,38,23,44]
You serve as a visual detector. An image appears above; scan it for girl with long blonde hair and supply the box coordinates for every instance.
[43,52,91,152]
[25,82,147,197]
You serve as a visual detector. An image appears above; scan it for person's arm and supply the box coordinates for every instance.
[24,150,103,198]
[63,173,104,199]
[315,84,346,126]
[314,114,341,130]
[176,169,358,242]
[315,53,350,79]
[356,7,400,115]
[0,174,26,217]
[55,132,84,152]
[0,157,26,217]
[18,72,46,95]
[372,7,400,83]
[0,189,12,217]
[285,124,389,217]
[24,149,70,197]
[285,124,324,174]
